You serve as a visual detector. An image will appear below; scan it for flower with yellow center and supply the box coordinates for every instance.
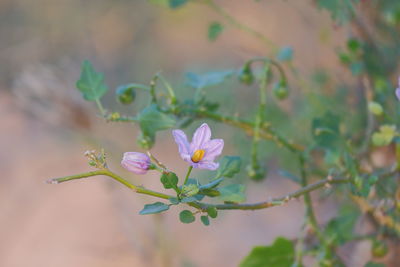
[172,123,224,170]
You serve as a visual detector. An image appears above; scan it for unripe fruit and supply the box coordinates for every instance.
[116,85,136,104]
[273,80,289,100]
[238,64,254,85]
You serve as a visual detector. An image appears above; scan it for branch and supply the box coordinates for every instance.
[47,169,174,200]
[190,177,350,211]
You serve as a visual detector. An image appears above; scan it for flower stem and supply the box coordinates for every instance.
[95,99,106,116]
[183,166,193,185]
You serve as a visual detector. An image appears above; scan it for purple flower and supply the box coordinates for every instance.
[396,77,400,101]
[172,123,224,170]
[121,152,151,174]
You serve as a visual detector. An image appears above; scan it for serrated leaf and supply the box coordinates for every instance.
[185,70,234,90]
[201,215,210,226]
[76,60,108,101]
[139,202,170,215]
[160,172,179,190]
[240,237,295,267]
[208,22,223,41]
[179,210,195,223]
[137,104,176,138]
[276,46,293,62]
[218,184,246,203]
[215,156,241,178]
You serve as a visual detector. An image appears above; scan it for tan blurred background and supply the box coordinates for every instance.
[0,0,363,266]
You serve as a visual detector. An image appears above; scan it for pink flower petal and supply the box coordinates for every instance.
[193,161,220,170]
[172,129,191,161]
[190,123,211,151]
[202,139,224,161]
[396,88,400,101]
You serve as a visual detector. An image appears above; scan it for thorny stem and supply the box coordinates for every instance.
[47,169,350,211]
[47,169,173,200]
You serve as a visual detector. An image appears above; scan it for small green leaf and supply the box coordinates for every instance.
[199,177,224,190]
[180,196,198,203]
[240,237,295,267]
[169,0,188,9]
[181,184,200,197]
[137,104,176,140]
[185,70,234,90]
[311,112,341,149]
[215,156,242,178]
[160,172,179,190]
[169,197,180,205]
[201,215,210,226]
[218,184,246,203]
[139,202,170,215]
[208,21,224,41]
[206,206,218,218]
[276,46,294,62]
[179,210,195,223]
[76,60,108,101]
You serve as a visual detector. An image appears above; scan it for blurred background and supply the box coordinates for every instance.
[0,0,393,266]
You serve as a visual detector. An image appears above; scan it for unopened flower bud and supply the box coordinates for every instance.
[246,164,267,181]
[121,152,151,175]
[238,64,254,85]
[273,80,289,100]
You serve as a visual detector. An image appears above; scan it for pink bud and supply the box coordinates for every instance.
[121,152,151,175]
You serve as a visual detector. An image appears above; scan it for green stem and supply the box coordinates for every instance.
[157,74,177,105]
[95,99,106,116]
[47,169,173,200]
[183,166,193,185]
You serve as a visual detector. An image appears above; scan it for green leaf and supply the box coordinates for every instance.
[185,70,234,90]
[180,196,198,203]
[218,184,246,203]
[160,172,179,190]
[276,46,293,62]
[311,112,341,149]
[181,184,200,197]
[215,156,242,178]
[169,197,180,205]
[199,177,224,190]
[76,60,108,101]
[179,210,195,223]
[206,206,218,218]
[139,202,170,215]
[364,262,385,267]
[201,215,210,226]
[137,104,176,139]
[169,0,188,9]
[208,22,224,41]
[239,237,295,267]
